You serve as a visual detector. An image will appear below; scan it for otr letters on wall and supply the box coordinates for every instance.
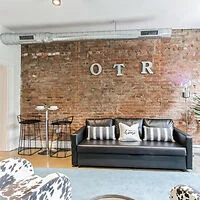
[90,61,154,76]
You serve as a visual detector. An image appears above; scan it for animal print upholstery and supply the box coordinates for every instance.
[1,174,42,199]
[170,185,200,200]
[29,173,72,200]
[0,158,72,200]
[0,157,34,189]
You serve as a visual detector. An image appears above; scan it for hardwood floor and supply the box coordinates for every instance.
[0,150,74,168]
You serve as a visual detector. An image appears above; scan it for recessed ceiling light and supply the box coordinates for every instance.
[52,0,61,6]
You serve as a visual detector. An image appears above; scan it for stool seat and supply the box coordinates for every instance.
[20,119,41,124]
[51,119,72,126]
[51,120,62,126]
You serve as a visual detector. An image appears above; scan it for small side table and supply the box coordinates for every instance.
[35,105,58,155]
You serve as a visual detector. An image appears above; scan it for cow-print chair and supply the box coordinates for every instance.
[0,157,72,200]
[170,185,200,200]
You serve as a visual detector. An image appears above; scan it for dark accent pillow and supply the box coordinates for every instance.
[114,118,143,140]
[143,126,174,142]
[87,126,115,140]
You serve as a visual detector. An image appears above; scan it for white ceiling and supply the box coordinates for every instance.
[0,0,200,33]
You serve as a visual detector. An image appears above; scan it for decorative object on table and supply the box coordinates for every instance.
[35,104,58,155]
[0,157,72,200]
[90,194,134,200]
[50,116,73,158]
[170,185,200,200]
[17,114,42,155]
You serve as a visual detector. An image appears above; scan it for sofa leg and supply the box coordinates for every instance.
[185,169,193,172]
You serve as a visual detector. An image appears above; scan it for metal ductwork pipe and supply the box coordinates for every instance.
[0,32,53,45]
[0,29,172,45]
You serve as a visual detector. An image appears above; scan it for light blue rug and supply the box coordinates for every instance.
[34,168,200,200]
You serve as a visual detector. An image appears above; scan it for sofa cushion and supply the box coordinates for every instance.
[87,126,115,140]
[118,123,141,142]
[143,126,174,142]
[77,140,186,156]
[115,118,143,140]
[143,118,174,128]
[86,118,113,127]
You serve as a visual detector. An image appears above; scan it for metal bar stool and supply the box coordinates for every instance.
[17,114,42,155]
[50,116,73,158]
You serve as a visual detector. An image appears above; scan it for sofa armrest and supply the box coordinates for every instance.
[70,126,87,166]
[173,127,193,170]
[71,126,87,145]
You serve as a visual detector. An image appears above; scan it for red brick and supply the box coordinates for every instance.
[21,30,200,143]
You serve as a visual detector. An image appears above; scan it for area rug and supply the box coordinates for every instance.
[34,168,200,200]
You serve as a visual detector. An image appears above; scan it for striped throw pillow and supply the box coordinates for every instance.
[143,126,174,142]
[87,126,116,140]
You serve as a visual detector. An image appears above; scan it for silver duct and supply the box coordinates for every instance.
[0,29,172,45]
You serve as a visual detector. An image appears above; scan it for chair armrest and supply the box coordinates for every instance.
[70,126,86,166]
[0,158,35,199]
[30,173,72,200]
[0,158,34,189]
[173,128,193,170]
[170,185,200,200]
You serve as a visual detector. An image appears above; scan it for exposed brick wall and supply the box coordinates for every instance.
[21,29,200,144]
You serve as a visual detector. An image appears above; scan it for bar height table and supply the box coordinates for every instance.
[35,105,58,155]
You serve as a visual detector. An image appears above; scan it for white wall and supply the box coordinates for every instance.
[0,25,21,151]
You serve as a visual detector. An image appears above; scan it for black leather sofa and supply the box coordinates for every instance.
[71,118,193,170]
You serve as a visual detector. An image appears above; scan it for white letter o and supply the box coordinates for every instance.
[90,63,102,76]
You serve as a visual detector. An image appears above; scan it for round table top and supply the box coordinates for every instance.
[90,194,134,200]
